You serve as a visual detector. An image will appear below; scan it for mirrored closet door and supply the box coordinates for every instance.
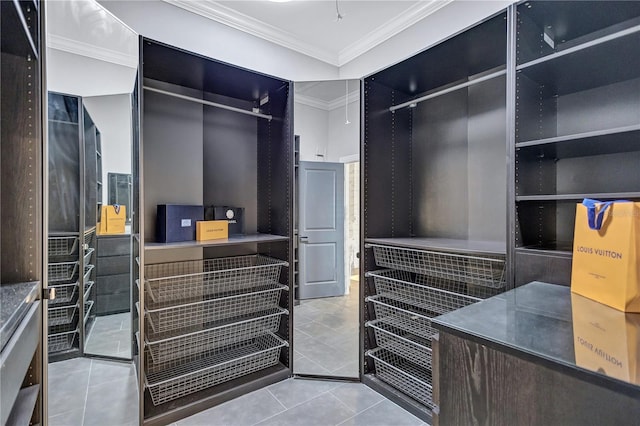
[293,80,361,378]
[45,1,139,424]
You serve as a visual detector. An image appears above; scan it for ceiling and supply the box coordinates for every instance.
[165,0,453,66]
[46,0,138,96]
[295,80,360,110]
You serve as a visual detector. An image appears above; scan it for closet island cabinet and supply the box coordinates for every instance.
[134,39,294,425]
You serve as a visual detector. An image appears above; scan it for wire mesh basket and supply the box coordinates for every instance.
[84,228,96,247]
[48,261,79,283]
[145,333,287,406]
[48,303,79,327]
[84,300,94,323]
[84,281,94,300]
[83,248,95,266]
[145,284,287,335]
[48,330,78,353]
[83,264,95,283]
[144,255,288,305]
[49,283,78,307]
[368,270,481,315]
[145,307,287,366]
[368,244,506,288]
[366,295,439,340]
[366,319,432,369]
[48,236,79,257]
[367,347,433,409]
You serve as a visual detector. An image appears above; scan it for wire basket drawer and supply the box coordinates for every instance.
[49,283,78,307]
[83,264,94,283]
[366,295,438,340]
[366,319,432,370]
[368,270,481,315]
[144,255,288,305]
[369,244,506,288]
[83,248,95,266]
[145,333,287,406]
[84,228,96,246]
[48,303,79,327]
[145,307,287,366]
[145,284,287,335]
[367,347,433,409]
[48,330,78,353]
[48,236,79,258]
[48,261,79,283]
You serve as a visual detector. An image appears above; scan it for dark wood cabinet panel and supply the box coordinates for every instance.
[437,332,640,426]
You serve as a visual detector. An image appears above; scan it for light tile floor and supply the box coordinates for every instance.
[47,359,426,426]
[48,357,138,426]
[85,312,132,358]
[293,280,359,377]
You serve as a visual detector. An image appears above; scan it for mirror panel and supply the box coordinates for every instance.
[293,80,360,378]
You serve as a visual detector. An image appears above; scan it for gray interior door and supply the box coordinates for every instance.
[299,161,345,299]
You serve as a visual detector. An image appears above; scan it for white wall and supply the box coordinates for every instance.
[47,49,137,97]
[327,99,360,162]
[294,103,329,162]
[82,94,133,203]
[99,0,339,82]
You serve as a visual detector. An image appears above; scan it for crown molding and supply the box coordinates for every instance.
[48,33,138,68]
[337,0,453,66]
[296,91,360,111]
[164,0,452,67]
[165,0,339,65]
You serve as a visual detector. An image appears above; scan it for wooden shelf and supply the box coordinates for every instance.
[516,124,640,155]
[517,27,640,96]
[516,192,640,202]
[145,233,289,251]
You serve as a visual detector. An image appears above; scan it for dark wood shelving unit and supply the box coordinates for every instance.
[136,38,293,424]
[513,1,640,286]
[362,11,510,423]
[0,0,43,424]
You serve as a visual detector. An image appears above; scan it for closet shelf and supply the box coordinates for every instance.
[145,233,289,251]
[518,24,640,71]
[516,29,640,96]
[516,192,640,202]
[516,124,640,155]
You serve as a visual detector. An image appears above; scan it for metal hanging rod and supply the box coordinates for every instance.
[143,86,273,121]
[389,68,507,112]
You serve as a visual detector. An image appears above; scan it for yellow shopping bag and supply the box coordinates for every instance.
[571,199,640,312]
[572,292,640,384]
[98,204,126,235]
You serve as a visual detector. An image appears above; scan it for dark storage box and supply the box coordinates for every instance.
[205,206,244,235]
[156,204,204,243]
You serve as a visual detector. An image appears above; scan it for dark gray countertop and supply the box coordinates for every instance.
[432,281,640,394]
[1,281,39,351]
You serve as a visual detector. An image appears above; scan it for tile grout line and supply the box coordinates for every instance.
[81,359,93,425]
[334,399,386,426]
[255,381,343,424]
[265,387,288,411]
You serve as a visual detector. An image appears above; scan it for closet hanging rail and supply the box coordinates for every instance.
[143,86,273,121]
[389,68,506,112]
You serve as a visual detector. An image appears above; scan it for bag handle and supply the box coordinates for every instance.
[581,198,632,230]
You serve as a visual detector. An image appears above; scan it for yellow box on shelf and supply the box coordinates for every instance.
[196,220,228,241]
